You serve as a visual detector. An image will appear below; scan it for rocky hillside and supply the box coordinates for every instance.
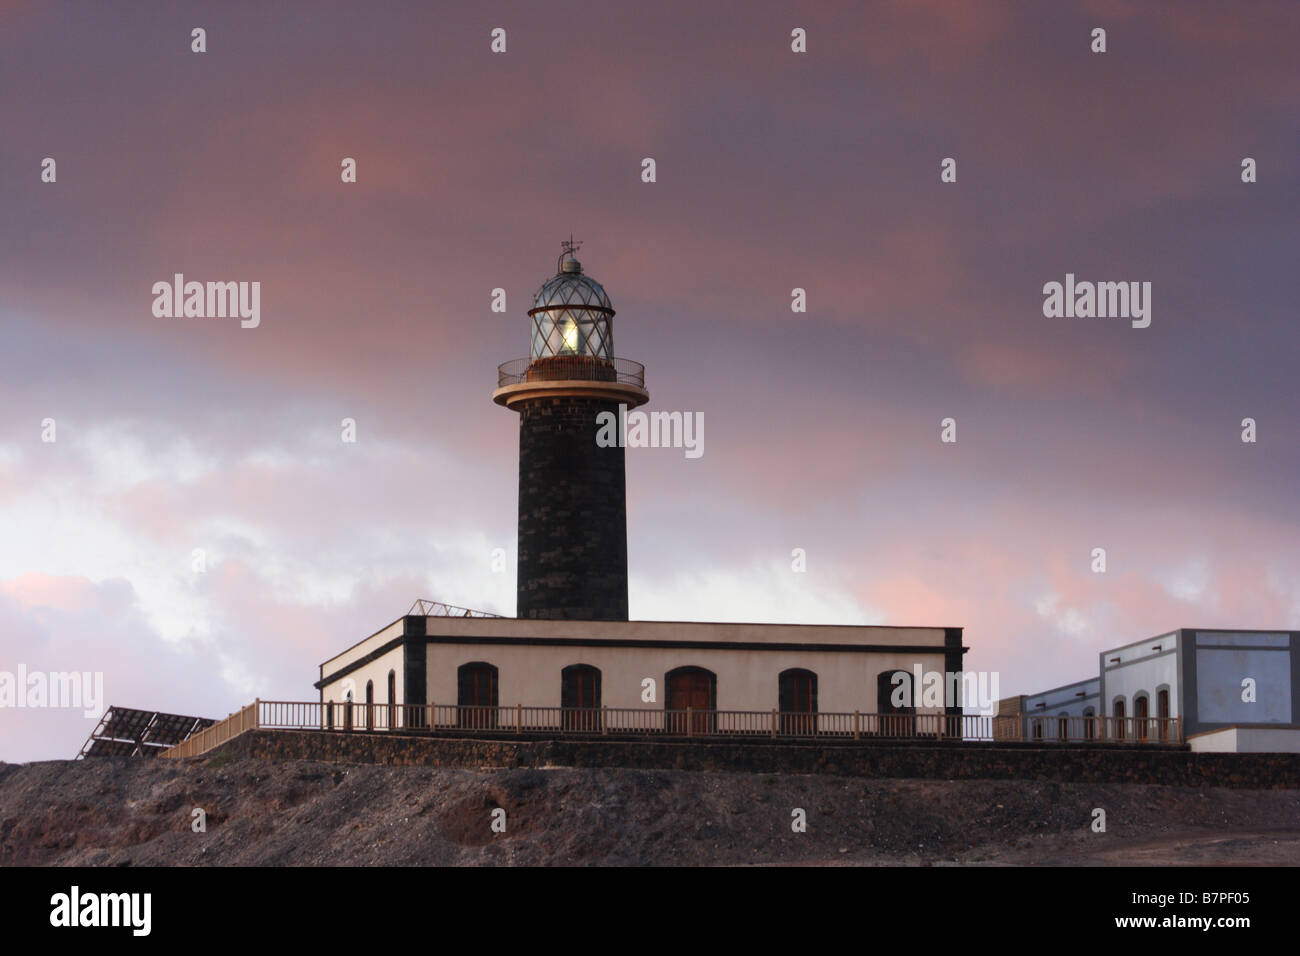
[2,753,1298,865]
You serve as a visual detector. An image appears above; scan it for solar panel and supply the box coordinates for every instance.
[76,705,215,759]
[81,738,138,758]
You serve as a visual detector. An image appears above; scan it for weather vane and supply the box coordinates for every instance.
[559,234,583,271]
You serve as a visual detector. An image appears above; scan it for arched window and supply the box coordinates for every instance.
[365,680,374,731]
[561,664,602,732]
[778,669,818,736]
[877,670,916,737]
[1134,694,1149,741]
[387,670,397,730]
[1157,688,1170,741]
[457,662,499,729]
[1113,698,1126,740]
[666,666,716,735]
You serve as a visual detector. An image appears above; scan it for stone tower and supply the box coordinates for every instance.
[492,242,649,620]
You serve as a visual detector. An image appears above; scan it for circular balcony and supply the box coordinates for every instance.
[493,356,648,409]
[497,356,645,389]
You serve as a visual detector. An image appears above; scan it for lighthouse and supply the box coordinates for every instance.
[492,241,649,620]
[319,240,964,733]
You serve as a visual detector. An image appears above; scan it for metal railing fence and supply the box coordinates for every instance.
[161,701,1183,758]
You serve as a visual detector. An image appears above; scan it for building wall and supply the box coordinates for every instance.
[319,646,404,723]
[1189,726,1300,754]
[318,619,405,683]
[1019,678,1100,740]
[1022,678,1100,718]
[1190,728,1300,749]
[423,643,948,715]
[1099,631,1180,720]
[317,616,965,717]
[334,652,402,706]
[1190,632,1293,727]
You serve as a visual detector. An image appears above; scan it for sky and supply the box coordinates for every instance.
[1,0,1297,761]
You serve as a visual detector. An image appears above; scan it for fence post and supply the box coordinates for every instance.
[686,706,692,737]
[516,703,522,735]
[771,708,777,738]
[601,705,608,735]
[854,710,860,740]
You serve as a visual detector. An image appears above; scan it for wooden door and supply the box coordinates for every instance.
[779,669,817,736]
[458,663,498,729]
[562,665,601,731]
[667,668,715,735]
[876,671,916,736]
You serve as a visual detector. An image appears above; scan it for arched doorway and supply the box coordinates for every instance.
[387,670,397,730]
[458,662,498,729]
[561,664,602,731]
[365,680,374,731]
[877,670,916,736]
[778,668,817,736]
[1157,688,1170,741]
[1113,698,1126,740]
[666,666,716,735]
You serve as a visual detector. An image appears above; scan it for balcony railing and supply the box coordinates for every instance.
[161,701,1183,757]
[497,356,645,388]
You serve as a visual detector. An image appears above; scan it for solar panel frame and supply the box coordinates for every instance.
[76,706,215,759]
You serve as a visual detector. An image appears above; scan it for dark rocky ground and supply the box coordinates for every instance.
[2,753,1298,865]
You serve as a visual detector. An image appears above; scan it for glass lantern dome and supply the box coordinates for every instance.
[528,249,615,362]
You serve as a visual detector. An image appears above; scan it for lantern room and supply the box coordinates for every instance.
[528,241,615,364]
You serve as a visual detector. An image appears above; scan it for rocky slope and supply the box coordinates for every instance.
[2,753,1298,865]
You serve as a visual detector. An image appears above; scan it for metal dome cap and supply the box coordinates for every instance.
[532,241,613,312]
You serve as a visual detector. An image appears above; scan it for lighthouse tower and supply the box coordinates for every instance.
[492,241,649,620]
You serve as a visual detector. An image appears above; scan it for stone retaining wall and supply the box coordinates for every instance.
[211,730,1300,788]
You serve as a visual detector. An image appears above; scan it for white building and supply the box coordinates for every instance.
[316,610,967,735]
[1012,628,1300,752]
